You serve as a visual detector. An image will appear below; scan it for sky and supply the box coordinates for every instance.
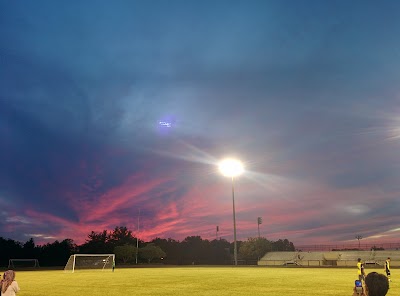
[1,0,400,247]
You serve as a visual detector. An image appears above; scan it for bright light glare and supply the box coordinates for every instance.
[218,159,244,177]
[159,121,172,127]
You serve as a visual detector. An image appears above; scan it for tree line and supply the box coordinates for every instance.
[0,226,295,267]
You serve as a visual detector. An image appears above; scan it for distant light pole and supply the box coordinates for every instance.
[219,158,244,266]
[257,217,262,238]
[136,209,140,264]
[355,235,363,249]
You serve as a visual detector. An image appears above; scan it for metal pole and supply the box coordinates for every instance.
[232,176,237,266]
[258,222,260,238]
[136,209,140,264]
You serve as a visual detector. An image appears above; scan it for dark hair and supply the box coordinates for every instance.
[365,272,389,296]
[358,258,361,262]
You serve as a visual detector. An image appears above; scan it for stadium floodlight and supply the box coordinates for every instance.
[218,158,244,266]
[218,159,244,177]
[64,254,115,273]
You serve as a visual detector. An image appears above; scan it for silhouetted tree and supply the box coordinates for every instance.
[23,238,37,259]
[140,243,166,263]
[80,230,112,253]
[181,236,212,264]
[210,239,231,264]
[150,237,182,264]
[272,239,295,251]
[0,237,23,267]
[109,226,136,247]
[114,244,137,263]
[239,237,272,260]
[38,239,77,266]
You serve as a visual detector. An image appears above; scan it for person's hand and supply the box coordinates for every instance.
[352,287,366,296]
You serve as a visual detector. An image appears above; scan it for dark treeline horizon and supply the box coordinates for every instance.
[0,226,295,267]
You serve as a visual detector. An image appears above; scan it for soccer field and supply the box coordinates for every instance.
[14,267,398,296]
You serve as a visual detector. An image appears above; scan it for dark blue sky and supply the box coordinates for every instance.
[1,0,400,245]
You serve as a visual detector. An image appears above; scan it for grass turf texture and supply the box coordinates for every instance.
[14,267,398,296]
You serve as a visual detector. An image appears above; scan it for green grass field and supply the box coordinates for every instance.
[13,267,398,296]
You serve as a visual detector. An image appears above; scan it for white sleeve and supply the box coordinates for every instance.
[12,281,20,293]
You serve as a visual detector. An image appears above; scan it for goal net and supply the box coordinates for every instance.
[8,259,40,268]
[64,254,115,273]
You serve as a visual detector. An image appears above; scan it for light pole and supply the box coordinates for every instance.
[136,209,140,264]
[257,217,262,238]
[219,158,244,266]
[355,235,363,249]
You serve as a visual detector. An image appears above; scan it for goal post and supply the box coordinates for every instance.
[64,254,115,273]
[8,259,40,268]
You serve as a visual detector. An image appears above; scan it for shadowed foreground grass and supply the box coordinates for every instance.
[14,267,398,296]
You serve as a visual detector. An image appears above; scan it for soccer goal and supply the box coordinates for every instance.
[8,259,40,269]
[64,254,115,273]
